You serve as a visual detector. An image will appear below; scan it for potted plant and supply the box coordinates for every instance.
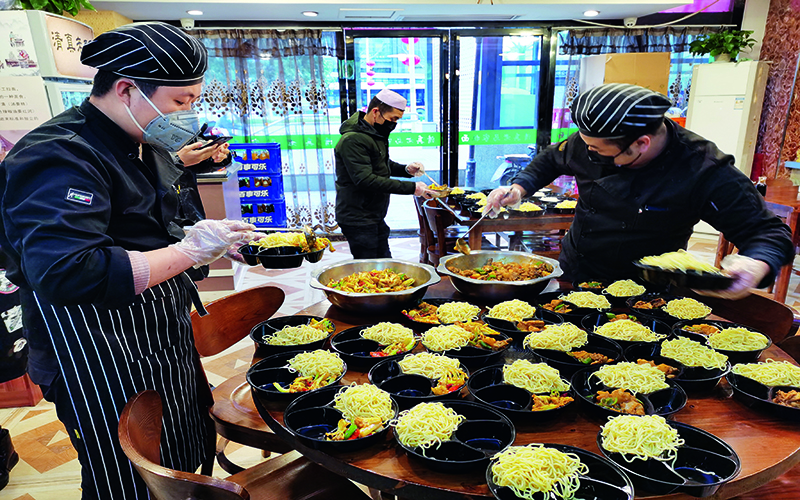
[689,29,757,63]
[18,0,95,16]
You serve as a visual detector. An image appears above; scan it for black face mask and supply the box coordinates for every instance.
[374,120,397,137]
[585,137,640,168]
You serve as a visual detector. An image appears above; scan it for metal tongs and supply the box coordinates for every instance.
[433,197,483,256]
[302,224,317,249]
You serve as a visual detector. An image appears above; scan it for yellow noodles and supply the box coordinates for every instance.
[601,415,685,463]
[251,232,331,253]
[361,322,415,347]
[639,249,721,273]
[421,324,473,351]
[708,328,769,351]
[554,199,577,209]
[333,384,395,423]
[664,298,711,320]
[491,444,588,500]
[562,292,611,310]
[263,324,329,345]
[517,202,543,212]
[450,187,465,195]
[487,299,536,322]
[398,352,464,380]
[503,360,570,394]
[287,350,344,379]
[592,362,669,394]
[436,302,481,324]
[604,280,646,297]
[660,337,728,370]
[594,319,665,342]
[523,323,588,351]
[731,359,800,387]
[394,402,465,452]
[466,192,487,200]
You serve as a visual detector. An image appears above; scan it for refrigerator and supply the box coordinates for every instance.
[0,10,94,156]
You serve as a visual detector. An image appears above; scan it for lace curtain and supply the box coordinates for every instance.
[194,29,344,232]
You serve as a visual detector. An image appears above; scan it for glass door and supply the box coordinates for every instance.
[348,33,445,231]
[453,33,544,189]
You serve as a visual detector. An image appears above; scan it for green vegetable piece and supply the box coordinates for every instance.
[342,422,358,439]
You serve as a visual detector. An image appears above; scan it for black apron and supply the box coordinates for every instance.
[34,274,213,499]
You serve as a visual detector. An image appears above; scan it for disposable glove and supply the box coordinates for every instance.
[414,181,436,199]
[406,162,425,177]
[172,219,261,267]
[484,185,523,218]
[694,254,771,300]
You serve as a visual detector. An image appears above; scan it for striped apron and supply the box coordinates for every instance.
[35,274,213,499]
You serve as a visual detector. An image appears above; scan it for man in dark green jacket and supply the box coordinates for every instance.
[335,89,436,258]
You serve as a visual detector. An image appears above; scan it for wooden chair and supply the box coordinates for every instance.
[714,201,798,304]
[413,195,434,264]
[192,285,293,474]
[119,390,371,500]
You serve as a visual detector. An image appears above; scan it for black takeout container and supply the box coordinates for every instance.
[369,356,469,410]
[528,332,623,378]
[582,313,673,352]
[246,350,346,402]
[727,372,800,422]
[330,325,418,371]
[623,342,730,393]
[249,315,335,355]
[672,320,772,365]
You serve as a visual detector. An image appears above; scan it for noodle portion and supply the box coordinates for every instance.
[664,298,711,320]
[639,249,721,274]
[601,415,685,463]
[731,359,800,387]
[487,299,536,322]
[327,269,415,293]
[561,292,611,310]
[491,444,588,500]
[660,337,728,370]
[594,319,665,342]
[333,384,395,423]
[436,302,481,324]
[707,328,769,351]
[263,324,329,346]
[592,362,669,394]
[421,325,473,351]
[503,360,570,394]
[523,323,588,352]
[287,350,344,379]
[397,352,467,395]
[394,402,465,452]
[604,280,646,297]
[361,323,415,347]
[251,232,333,253]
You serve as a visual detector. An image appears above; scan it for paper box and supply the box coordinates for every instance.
[579,52,671,95]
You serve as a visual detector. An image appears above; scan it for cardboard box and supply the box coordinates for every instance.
[579,52,671,95]
[72,10,133,36]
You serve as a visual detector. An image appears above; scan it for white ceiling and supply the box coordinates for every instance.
[91,0,693,25]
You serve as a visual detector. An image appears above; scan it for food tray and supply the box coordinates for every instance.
[581,312,673,352]
[529,333,623,378]
[330,325,419,371]
[249,315,336,355]
[597,420,741,497]
[239,244,326,269]
[672,320,772,365]
[481,307,563,340]
[727,372,800,422]
[282,385,399,452]
[623,342,731,393]
[246,350,346,402]
[486,443,635,500]
[634,262,735,291]
[424,330,512,371]
[533,291,596,323]
[393,400,515,473]
[368,357,469,410]
[467,364,576,423]
[401,298,483,330]
[571,365,687,419]
[626,294,710,327]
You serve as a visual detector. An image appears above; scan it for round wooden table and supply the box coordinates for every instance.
[253,279,800,500]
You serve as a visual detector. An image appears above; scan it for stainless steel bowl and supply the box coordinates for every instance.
[437,251,562,302]
[310,259,440,314]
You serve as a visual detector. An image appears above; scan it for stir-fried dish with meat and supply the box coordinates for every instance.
[531,392,574,411]
[447,259,553,282]
[636,359,679,378]
[516,319,546,332]
[402,302,440,324]
[569,351,615,365]
[596,388,645,415]
[328,269,415,293]
[773,389,800,408]
[682,323,721,335]
[541,299,573,314]
[633,298,667,309]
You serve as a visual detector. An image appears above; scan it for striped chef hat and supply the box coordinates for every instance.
[81,22,207,86]
[570,83,672,138]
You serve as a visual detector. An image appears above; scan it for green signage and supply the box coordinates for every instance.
[231,132,442,150]
[551,127,578,143]
[457,129,537,146]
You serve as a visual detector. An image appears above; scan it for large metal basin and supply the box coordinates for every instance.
[437,251,562,302]
[310,259,440,314]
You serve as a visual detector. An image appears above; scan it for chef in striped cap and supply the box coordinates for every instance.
[486,83,793,300]
[0,22,264,499]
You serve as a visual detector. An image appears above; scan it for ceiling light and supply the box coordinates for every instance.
[186,10,203,16]
[303,11,319,17]
[584,10,600,17]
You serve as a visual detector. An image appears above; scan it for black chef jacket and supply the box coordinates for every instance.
[0,100,188,385]
[512,119,794,283]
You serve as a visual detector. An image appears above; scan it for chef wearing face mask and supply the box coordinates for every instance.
[334,89,437,258]
[0,22,264,499]
[486,83,793,299]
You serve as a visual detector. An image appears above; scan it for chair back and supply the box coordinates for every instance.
[191,285,285,357]
[413,195,434,264]
[423,199,457,265]
[119,390,248,500]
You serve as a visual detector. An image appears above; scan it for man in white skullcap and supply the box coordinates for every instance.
[334,89,437,258]
[0,22,265,499]
[486,83,793,299]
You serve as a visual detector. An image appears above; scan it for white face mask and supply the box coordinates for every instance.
[124,84,205,152]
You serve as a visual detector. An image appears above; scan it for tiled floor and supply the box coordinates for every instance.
[1,232,799,499]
